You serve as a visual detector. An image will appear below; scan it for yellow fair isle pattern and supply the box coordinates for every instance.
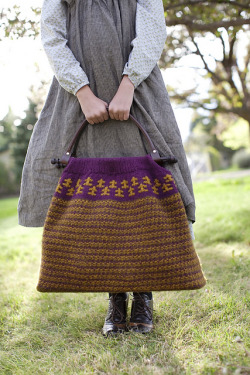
[37,192,207,293]
[54,174,175,199]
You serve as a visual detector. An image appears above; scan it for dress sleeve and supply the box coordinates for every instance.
[122,0,167,89]
[41,0,90,95]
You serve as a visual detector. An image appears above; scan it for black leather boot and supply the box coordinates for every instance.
[129,292,154,333]
[102,293,129,336]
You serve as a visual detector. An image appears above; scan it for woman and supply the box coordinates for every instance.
[18,0,199,336]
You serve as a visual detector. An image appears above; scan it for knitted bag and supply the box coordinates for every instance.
[37,114,206,292]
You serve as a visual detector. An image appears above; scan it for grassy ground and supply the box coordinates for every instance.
[0,177,249,375]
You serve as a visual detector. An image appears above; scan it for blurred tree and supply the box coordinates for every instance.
[186,113,237,170]
[219,118,249,149]
[0,108,17,195]
[0,5,40,40]
[0,107,16,152]
[0,160,14,195]
[10,97,37,184]
[160,0,250,136]
[0,84,44,193]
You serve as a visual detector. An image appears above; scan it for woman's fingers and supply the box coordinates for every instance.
[103,108,110,121]
[119,113,124,121]
[86,104,110,124]
[123,111,130,121]
[109,109,129,121]
[110,112,123,121]
[77,86,131,124]
[109,112,114,120]
[107,75,134,121]
[77,88,110,124]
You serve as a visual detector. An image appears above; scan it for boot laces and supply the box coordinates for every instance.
[131,293,152,320]
[107,293,126,324]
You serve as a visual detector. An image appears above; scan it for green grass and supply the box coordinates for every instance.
[0,178,249,375]
[0,197,19,220]
[196,166,241,177]
[194,177,250,245]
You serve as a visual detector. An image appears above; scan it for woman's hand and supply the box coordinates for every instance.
[108,75,135,121]
[76,85,109,125]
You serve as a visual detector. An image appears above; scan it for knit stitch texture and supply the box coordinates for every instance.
[37,155,206,292]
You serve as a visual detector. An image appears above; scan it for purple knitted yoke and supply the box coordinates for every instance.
[54,155,179,202]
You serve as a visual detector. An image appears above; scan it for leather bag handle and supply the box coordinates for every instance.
[51,114,178,168]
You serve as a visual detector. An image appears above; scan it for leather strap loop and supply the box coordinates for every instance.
[52,114,178,168]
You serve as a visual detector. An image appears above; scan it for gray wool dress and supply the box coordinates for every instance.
[17,0,196,228]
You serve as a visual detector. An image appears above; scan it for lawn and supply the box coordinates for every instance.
[0,177,249,375]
